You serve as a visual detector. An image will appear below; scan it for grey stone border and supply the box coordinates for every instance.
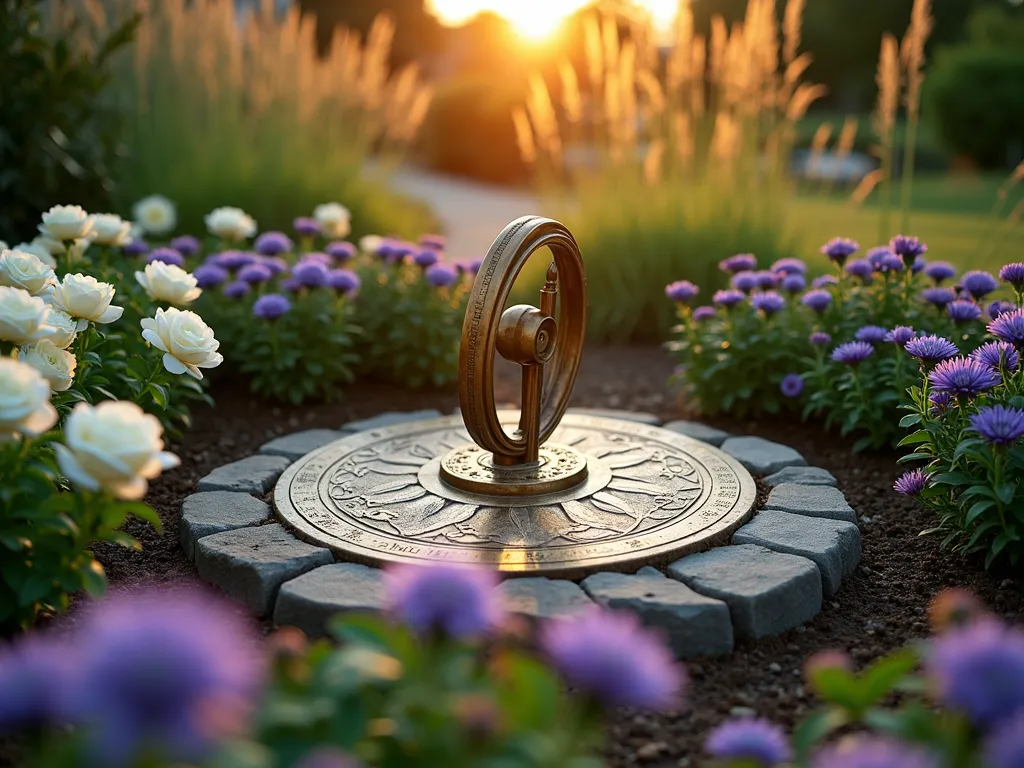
[183,409,860,658]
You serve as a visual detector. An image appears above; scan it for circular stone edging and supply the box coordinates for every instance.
[181,409,861,659]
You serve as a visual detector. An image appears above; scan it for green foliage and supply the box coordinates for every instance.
[0,0,138,238]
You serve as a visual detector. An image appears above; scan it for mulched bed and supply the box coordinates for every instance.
[18,345,1024,766]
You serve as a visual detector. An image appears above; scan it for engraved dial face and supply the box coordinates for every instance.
[274,414,757,576]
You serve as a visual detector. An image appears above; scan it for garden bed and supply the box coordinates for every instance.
[61,342,1021,767]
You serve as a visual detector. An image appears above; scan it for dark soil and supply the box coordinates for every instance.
[25,345,1024,765]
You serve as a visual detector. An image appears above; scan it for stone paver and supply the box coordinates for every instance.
[668,544,822,639]
[720,437,806,475]
[498,578,594,621]
[179,492,271,560]
[732,510,861,596]
[567,408,661,426]
[259,429,342,461]
[764,483,856,523]
[581,571,733,657]
[274,563,385,637]
[662,420,731,447]
[763,466,837,487]
[339,410,442,434]
[197,454,291,495]
[195,524,333,616]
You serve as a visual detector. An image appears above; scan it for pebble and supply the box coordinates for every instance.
[769,662,782,673]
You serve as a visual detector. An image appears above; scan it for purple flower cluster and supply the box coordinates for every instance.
[425,263,459,288]
[894,469,927,496]
[801,289,832,313]
[928,357,1000,397]
[960,270,999,299]
[855,325,888,345]
[123,239,149,256]
[780,373,803,398]
[813,736,938,768]
[720,253,757,273]
[921,287,956,308]
[326,241,356,262]
[998,262,1024,290]
[890,234,928,262]
[970,341,1020,372]
[254,231,293,256]
[706,718,791,766]
[988,301,1016,320]
[831,341,874,366]
[292,259,330,288]
[924,261,956,284]
[293,217,320,236]
[731,271,759,293]
[886,326,917,346]
[781,273,806,293]
[714,289,746,307]
[771,257,806,275]
[213,250,256,271]
[970,405,1024,446]
[692,306,716,322]
[385,563,501,639]
[253,293,291,319]
[193,264,229,288]
[146,247,185,268]
[413,248,439,268]
[947,300,982,323]
[809,331,832,346]
[169,235,200,257]
[751,291,785,315]
[224,280,251,299]
[821,237,859,265]
[238,263,273,285]
[328,269,360,294]
[665,280,699,303]
[844,258,874,281]
[988,308,1024,347]
[812,274,838,288]
[905,335,959,364]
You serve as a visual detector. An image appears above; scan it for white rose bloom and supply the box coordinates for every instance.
[39,204,95,242]
[134,261,202,305]
[45,308,77,349]
[313,202,351,238]
[48,273,124,330]
[0,286,57,345]
[14,241,57,269]
[204,206,256,241]
[132,195,177,236]
[0,248,57,296]
[55,400,180,499]
[0,358,58,442]
[89,213,133,246]
[141,307,223,380]
[359,234,383,254]
[18,339,77,392]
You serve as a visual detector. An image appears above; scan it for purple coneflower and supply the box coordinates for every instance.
[855,325,888,345]
[252,293,291,320]
[751,291,785,315]
[924,261,957,285]
[948,300,982,324]
[254,231,293,256]
[714,289,746,307]
[719,253,757,273]
[970,405,1024,446]
[665,280,699,303]
[928,357,1000,397]
[385,563,501,639]
[831,341,874,366]
[894,469,927,496]
[820,237,859,266]
[885,326,916,346]
[706,718,791,766]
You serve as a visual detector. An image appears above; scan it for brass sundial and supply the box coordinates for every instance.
[275,216,756,575]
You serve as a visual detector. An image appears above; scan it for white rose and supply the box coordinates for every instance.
[141,307,223,380]
[0,286,57,345]
[134,261,202,305]
[38,204,95,242]
[18,339,77,392]
[0,248,57,296]
[14,241,57,269]
[204,206,256,241]
[31,235,89,265]
[55,401,179,499]
[89,213,132,246]
[45,308,78,349]
[48,273,124,330]
[359,234,383,254]
[0,358,58,441]
[313,202,351,238]
[132,195,177,236]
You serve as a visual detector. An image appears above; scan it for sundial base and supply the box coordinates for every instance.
[274,413,757,577]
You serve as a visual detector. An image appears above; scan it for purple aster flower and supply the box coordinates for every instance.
[692,305,716,322]
[293,217,320,236]
[754,270,779,289]
[420,234,446,250]
[253,293,291,320]
[812,737,938,768]
[303,251,331,264]
[719,253,757,273]
[876,252,907,273]
[714,289,746,307]
[970,341,1020,372]
[999,262,1024,290]
[894,469,927,496]
[540,608,685,711]
[812,274,838,288]
[731,271,759,293]
[866,246,893,269]
[781,273,806,293]
[855,325,888,345]
[169,235,200,257]
[771,257,806,275]
[326,241,356,262]
[820,237,859,265]
[751,291,785,315]
[464,258,483,275]
[413,248,439,268]
[254,231,293,256]
[886,326,917,346]
[948,300,982,323]
[924,261,957,284]
[259,255,288,275]
[213,250,255,271]
[295,748,364,768]
[890,235,928,266]
[122,239,149,256]
[665,280,699,303]
[911,256,927,274]
[328,268,361,295]
[989,308,1024,347]
[223,280,250,299]
[961,270,1000,299]
[388,242,416,264]
[810,331,832,346]
[146,247,185,268]
[984,711,1024,768]
[66,588,262,768]
[780,373,803,398]
[385,563,502,639]
[844,258,874,281]
[831,341,874,366]
[706,718,791,766]
[0,634,75,729]
[988,301,1016,320]
[905,335,959,364]
[928,357,1000,397]
[930,391,953,414]
[192,264,228,288]
[801,289,832,313]
[280,276,301,293]
[921,287,957,309]
[928,619,1024,728]
[425,262,459,288]
[970,405,1024,446]
[292,259,330,288]
[238,263,273,285]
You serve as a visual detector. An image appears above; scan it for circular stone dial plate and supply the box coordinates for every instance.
[274,413,757,576]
